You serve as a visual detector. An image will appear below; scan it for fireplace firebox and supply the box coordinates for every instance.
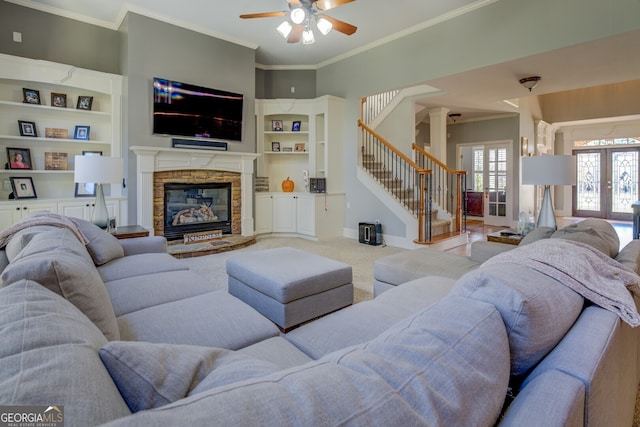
[164,182,232,241]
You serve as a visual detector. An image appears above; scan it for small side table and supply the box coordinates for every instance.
[486,230,524,246]
[112,225,150,240]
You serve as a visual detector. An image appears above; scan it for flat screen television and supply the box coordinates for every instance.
[153,77,243,141]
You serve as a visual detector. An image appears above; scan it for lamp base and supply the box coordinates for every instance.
[91,183,109,229]
[536,185,557,230]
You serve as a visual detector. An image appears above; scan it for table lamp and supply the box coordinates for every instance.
[74,155,123,229]
[522,155,576,230]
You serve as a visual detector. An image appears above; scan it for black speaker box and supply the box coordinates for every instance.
[359,222,382,246]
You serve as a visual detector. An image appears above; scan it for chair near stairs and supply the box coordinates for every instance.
[358,121,467,244]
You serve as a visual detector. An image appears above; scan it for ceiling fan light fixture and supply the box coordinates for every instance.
[276,21,293,38]
[290,7,306,24]
[302,28,315,44]
[519,76,541,92]
[316,17,333,35]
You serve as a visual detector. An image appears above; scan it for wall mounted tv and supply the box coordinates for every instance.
[153,77,243,141]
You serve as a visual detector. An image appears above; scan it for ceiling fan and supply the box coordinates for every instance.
[240,0,357,44]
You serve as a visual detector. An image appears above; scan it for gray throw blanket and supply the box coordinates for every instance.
[483,238,640,327]
[0,211,88,248]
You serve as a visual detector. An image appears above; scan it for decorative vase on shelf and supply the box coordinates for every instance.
[282,177,294,192]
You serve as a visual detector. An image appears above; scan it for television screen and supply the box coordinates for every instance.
[153,78,243,141]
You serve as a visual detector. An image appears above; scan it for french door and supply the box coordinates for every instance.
[483,143,511,226]
[573,147,639,220]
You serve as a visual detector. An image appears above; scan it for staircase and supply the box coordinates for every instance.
[359,90,467,244]
[361,152,452,238]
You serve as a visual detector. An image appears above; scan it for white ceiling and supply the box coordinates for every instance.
[10,0,640,121]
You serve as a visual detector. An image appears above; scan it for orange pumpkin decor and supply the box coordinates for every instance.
[282,177,294,192]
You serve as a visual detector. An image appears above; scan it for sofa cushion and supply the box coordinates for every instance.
[104,270,216,316]
[615,240,640,274]
[286,276,457,359]
[98,253,188,282]
[0,228,120,340]
[4,225,59,261]
[100,296,511,427]
[117,290,279,350]
[0,280,131,426]
[99,341,279,412]
[450,262,584,376]
[552,218,619,257]
[73,217,124,265]
[373,247,479,287]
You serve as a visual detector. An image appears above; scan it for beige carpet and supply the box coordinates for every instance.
[175,236,407,303]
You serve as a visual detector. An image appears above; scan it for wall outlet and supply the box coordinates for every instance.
[13,32,22,43]
[3,179,12,191]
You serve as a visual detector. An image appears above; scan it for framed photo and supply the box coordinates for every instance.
[292,121,301,132]
[74,151,101,197]
[6,147,32,170]
[10,177,37,199]
[18,120,37,137]
[77,96,93,111]
[282,147,293,152]
[44,152,68,170]
[271,141,281,152]
[51,92,67,108]
[271,120,283,131]
[294,143,305,152]
[22,88,41,105]
[74,125,90,140]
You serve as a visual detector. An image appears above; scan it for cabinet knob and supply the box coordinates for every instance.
[15,207,20,211]
[23,207,27,210]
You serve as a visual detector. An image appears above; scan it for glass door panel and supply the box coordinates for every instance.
[484,144,510,226]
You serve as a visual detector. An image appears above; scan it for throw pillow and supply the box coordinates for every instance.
[72,217,124,265]
[450,263,584,376]
[519,226,555,246]
[4,225,59,261]
[0,228,120,340]
[99,341,280,412]
[552,218,619,258]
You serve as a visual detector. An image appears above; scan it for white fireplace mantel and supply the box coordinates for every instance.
[130,146,259,236]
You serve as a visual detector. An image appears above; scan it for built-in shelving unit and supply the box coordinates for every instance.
[0,53,126,228]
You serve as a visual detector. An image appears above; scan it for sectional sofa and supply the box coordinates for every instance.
[1,213,639,426]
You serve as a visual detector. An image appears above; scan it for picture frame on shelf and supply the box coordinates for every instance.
[10,177,37,199]
[51,92,67,108]
[74,151,101,197]
[74,125,90,140]
[271,120,283,131]
[294,143,305,152]
[6,147,32,170]
[44,152,68,170]
[18,120,37,137]
[271,141,281,152]
[22,88,41,105]
[292,121,301,132]
[282,147,293,152]
[76,96,93,111]
[45,128,69,139]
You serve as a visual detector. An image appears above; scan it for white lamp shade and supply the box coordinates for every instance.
[316,17,333,35]
[276,21,292,38]
[522,155,576,186]
[74,156,123,184]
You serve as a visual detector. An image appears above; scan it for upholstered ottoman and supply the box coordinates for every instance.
[226,247,353,331]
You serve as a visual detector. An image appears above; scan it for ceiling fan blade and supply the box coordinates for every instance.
[316,0,355,11]
[288,25,303,43]
[320,15,357,35]
[239,11,287,19]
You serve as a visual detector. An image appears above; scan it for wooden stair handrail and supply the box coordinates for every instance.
[358,120,431,175]
[412,143,467,176]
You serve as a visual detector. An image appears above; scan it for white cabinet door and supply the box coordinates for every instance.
[295,194,316,236]
[272,194,297,233]
[0,205,24,230]
[255,194,273,234]
[59,201,94,220]
[23,202,58,217]
[59,200,120,223]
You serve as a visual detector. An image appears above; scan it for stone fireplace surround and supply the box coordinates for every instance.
[131,146,259,237]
